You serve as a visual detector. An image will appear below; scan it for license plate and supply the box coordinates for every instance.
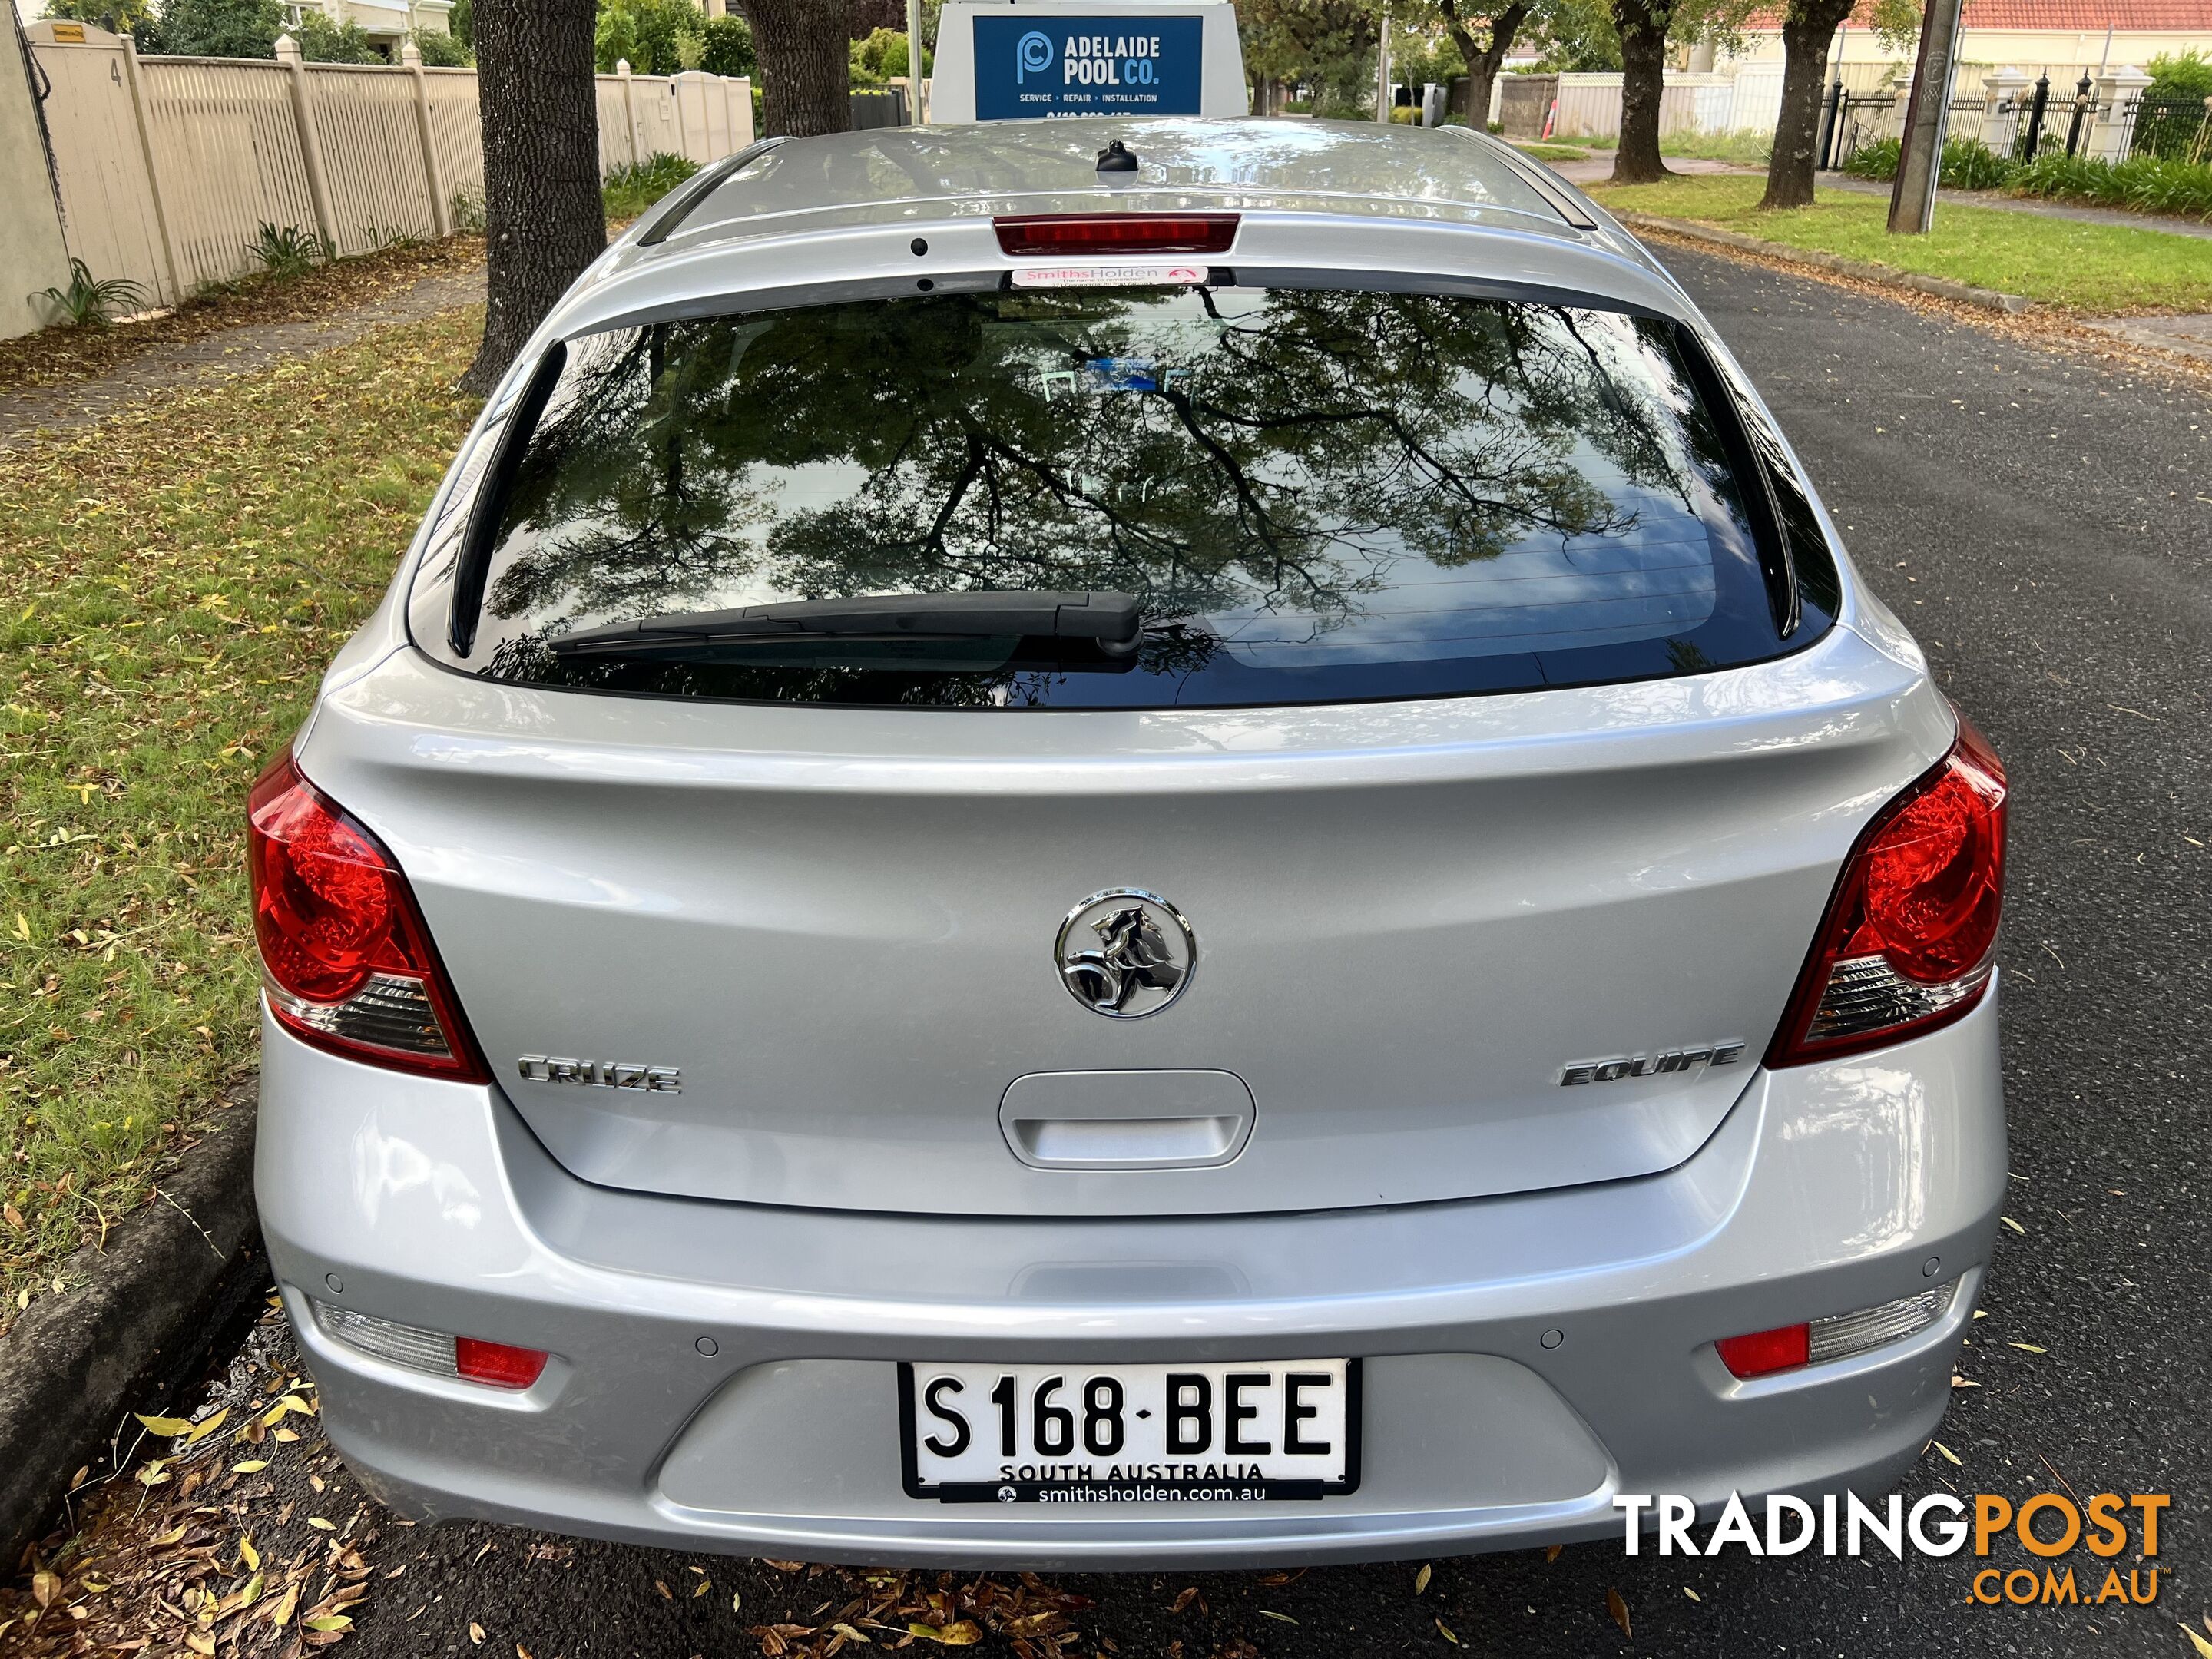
[897,1359,1360,1503]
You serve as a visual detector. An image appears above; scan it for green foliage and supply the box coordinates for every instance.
[1843,136,2014,191]
[700,13,753,76]
[409,25,471,65]
[448,0,471,48]
[40,0,156,40]
[30,258,148,330]
[2010,151,2212,223]
[602,151,700,220]
[450,189,487,233]
[2146,48,2212,103]
[1589,172,2212,311]
[1525,0,1618,71]
[595,0,704,76]
[849,25,926,85]
[293,10,381,62]
[248,222,333,278]
[141,0,282,58]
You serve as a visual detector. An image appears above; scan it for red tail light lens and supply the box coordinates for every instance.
[1715,1323,1810,1379]
[1769,714,2007,1066]
[248,753,488,1081]
[455,1337,551,1389]
[995,214,1239,257]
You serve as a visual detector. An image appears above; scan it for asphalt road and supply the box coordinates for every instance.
[33,250,2212,1659]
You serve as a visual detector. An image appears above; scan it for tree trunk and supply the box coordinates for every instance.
[460,0,605,397]
[1437,2,1530,133]
[1760,2,1854,210]
[1610,0,1673,184]
[740,0,853,137]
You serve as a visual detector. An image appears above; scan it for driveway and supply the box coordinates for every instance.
[17,249,2211,1659]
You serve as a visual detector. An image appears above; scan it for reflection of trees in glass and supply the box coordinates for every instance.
[481,287,1739,659]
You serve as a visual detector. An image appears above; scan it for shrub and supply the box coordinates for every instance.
[1843,136,2014,190]
[2146,48,2212,104]
[699,14,752,78]
[141,0,281,58]
[31,258,148,329]
[603,151,699,220]
[2009,151,2212,222]
[449,190,487,234]
[293,11,381,63]
[850,25,925,86]
[249,222,332,278]
[410,26,471,65]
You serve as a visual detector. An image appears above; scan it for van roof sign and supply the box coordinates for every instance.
[930,1,1248,124]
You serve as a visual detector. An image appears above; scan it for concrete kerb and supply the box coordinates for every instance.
[1614,211,2035,315]
[0,1088,263,1569]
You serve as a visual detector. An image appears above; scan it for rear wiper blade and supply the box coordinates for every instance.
[549,591,1142,657]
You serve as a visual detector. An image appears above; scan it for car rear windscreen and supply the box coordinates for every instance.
[420,285,1835,710]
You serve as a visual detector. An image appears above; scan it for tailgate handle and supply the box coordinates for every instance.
[998,1070,1255,1171]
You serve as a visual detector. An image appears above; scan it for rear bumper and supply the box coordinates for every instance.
[258,985,2005,1569]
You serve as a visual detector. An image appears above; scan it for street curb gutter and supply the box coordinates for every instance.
[0,1091,261,1568]
[1614,212,2036,314]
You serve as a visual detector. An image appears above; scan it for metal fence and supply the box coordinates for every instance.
[1812,69,2206,174]
[27,23,753,307]
[2126,93,2212,162]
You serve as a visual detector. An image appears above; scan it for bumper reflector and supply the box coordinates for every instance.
[311,1300,548,1390]
[1717,1280,1957,1379]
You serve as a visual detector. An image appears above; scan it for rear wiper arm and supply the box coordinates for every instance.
[549,591,1143,657]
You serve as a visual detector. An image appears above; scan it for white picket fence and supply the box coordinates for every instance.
[1542,68,1786,142]
[27,23,753,308]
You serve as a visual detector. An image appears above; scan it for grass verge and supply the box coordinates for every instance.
[1588,174,2212,313]
[0,238,482,402]
[0,309,482,1320]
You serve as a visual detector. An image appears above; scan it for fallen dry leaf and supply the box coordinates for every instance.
[1435,1616,1459,1644]
[1607,1587,1632,1641]
[1931,1440,1963,1465]
[1414,1563,1432,1595]
[469,1621,486,1645]
[2177,1626,2212,1659]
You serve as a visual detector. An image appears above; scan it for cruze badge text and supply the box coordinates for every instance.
[516,1055,681,1093]
[1559,1041,1746,1086]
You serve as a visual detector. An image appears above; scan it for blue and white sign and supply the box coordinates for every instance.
[972,14,1205,121]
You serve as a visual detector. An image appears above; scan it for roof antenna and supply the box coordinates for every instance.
[1096,140,1139,174]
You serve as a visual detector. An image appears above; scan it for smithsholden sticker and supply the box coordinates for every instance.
[1010,264,1208,289]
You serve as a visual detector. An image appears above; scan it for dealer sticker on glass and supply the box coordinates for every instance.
[898,1359,1359,1503]
[1009,264,1210,288]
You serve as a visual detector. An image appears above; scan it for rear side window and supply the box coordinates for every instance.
[416,286,1835,710]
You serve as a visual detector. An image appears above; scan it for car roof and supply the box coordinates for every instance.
[551,118,1688,344]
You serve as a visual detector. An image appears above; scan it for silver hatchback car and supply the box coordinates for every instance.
[252,118,2008,1567]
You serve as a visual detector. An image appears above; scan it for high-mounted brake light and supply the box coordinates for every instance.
[248,753,488,1081]
[1767,715,2007,1066]
[995,214,1239,257]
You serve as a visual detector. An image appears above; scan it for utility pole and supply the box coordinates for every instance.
[1888,0,1966,233]
[906,0,925,121]
[1376,8,1392,122]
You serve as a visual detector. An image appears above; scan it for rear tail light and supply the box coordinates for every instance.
[994,214,1239,256]
[248,753,488,1081]
[1768,716,2007,1065]
[1717,1282,1957,1379]
[312,1301,549,1390]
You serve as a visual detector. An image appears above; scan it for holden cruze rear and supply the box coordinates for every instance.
[252,120,2006,1565]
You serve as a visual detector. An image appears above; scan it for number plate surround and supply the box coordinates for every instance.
[897,1359,1362,1504]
